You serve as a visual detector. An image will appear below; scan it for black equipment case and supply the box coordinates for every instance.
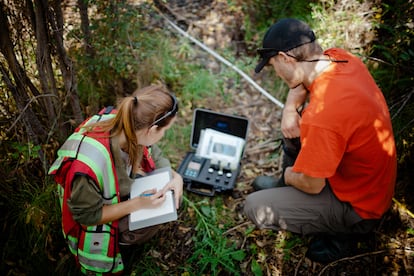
[177,108,249,196]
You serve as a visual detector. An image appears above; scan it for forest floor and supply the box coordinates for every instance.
[144,1,414,275]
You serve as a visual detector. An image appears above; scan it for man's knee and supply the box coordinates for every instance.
[243,193,256,221]
[243,192,278,229]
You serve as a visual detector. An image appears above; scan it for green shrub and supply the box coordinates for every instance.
[184,197,246,275]
[369,1,414,163]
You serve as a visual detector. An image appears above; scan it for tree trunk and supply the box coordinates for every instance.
[50,0,84,125]
[77,0,101,115]
[32,0,58,121]
[0,2,47,143]
[78,0,95,57]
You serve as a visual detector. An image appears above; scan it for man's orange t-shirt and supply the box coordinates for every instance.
[292,48,397,219]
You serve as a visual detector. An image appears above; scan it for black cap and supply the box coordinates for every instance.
[255,18,316,73]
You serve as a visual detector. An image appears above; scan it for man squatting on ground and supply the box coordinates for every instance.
[243,18,397,263]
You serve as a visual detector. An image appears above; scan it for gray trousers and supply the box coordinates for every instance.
[244,184,378,236]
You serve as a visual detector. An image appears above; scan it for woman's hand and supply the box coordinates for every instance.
[164,170,183,209]
[137,188,167,209]
[100,188,166,225]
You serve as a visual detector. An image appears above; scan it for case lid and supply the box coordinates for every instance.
[190,108,249,150]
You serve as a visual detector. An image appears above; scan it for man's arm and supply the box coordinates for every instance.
[281,85,308,138]
[284,166,326,194]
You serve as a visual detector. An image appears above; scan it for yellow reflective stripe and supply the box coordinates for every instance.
[82,225,99,257]
[79,253,123,274]
[78,254,122,273]
[49,113,115,175]
[76,136,117,203]
[50,132,117,203]
[56,133,85,157]
[78,224,123,273]
[78,114,116,134]
[57,184,64,207]
[48,134,83,174]
[67,235,78,255]
[48,156,63,174]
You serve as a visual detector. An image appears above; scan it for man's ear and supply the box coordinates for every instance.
[279,52,295,63]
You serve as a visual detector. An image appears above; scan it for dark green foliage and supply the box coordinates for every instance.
[0,177,64,275]
[69,2,166,113]
[370,0,414,164]
[184,197,246,275]
[236,0,315,52]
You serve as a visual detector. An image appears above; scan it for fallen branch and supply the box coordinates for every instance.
[6,93,58,134]
[245,138,281,151]
[317,250,387,276]
[294,255,305,276]
[391,89,413,120]
[223,221,252,235]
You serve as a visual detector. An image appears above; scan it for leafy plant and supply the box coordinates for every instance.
[310,0,380,53]
[250,258,263,276]
[276,233,304,261]
[368,1,414,164]
[236,0,313,43]
[184,196,246,275]
[127,245,164,276]
[69,2,171,111]
[8,141,41,164]
[157,122,192,168]
[1,179,63,275]
[181,67,220,104]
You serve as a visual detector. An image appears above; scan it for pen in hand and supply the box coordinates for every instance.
[139,187,167,200]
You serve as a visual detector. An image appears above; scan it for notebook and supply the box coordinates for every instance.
[129,167,177,230]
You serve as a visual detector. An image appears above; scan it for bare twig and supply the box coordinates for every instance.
[397,117,414,137]
[363,55,394,67]
[245,138,281,152]
[240,235,248,250]
[294,255,305,276]
[317,250,387,276]
[6,94,58,134]
[223,221,251,235]
[391,89,413,120]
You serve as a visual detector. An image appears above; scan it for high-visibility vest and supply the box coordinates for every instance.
[49,107,155,275]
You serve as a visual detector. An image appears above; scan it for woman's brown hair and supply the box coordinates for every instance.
[86,84,178,170]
